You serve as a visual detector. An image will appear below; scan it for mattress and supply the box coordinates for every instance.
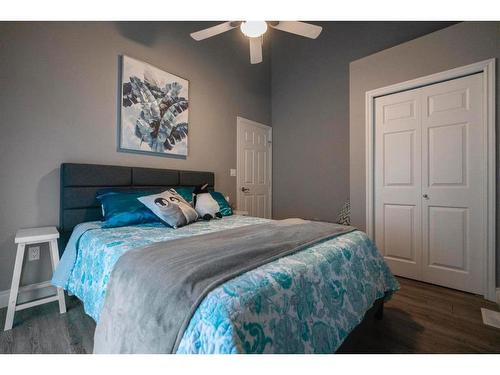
[56,215,399,353]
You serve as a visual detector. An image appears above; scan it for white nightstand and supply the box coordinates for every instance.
[4,226,66,331]
[233,210,249,216]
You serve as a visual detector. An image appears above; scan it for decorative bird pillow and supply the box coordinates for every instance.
[193,183,222,220]
[137,189,198,228]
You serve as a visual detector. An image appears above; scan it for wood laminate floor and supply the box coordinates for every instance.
[0,277,499,354]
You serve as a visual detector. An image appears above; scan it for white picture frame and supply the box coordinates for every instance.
[119,55,189,157]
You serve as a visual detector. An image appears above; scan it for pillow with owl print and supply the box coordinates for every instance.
[138,189,199,228]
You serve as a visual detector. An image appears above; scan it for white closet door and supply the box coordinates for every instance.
[374,73,485,295]
[420,74,484,294]
[374,88,422,279]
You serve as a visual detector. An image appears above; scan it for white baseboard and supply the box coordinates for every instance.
[0,281,56,309]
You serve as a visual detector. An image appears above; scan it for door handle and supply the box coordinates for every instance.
[423,194,429,199]
[241,187,250,193]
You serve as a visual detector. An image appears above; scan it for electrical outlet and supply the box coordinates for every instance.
[230,169,236,177]
[28,246,40,261]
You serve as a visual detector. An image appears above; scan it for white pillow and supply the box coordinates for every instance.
[138,189,198,228]
[195,193,221,219]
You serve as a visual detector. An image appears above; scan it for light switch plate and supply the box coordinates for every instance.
[28,246,40,261]
[230,169,236,177]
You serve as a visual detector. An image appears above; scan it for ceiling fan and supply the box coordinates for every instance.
[190,21,322,64]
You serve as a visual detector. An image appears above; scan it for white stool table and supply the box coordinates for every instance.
[4,226,66,331]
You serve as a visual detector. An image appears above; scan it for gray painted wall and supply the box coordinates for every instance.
[0,22,271,292]
[271,22,456,221]
[349,22,500,284]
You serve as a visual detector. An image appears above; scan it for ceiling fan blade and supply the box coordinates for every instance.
[190,21,239,41]
[249,37,263,64]
[270,21,322,39]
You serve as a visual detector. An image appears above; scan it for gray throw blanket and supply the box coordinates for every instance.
[93,219,354,353]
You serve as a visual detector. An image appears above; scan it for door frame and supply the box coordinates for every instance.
[236,116,272,218]
[365,58,496,301]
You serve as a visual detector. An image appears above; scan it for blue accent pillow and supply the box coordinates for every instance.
[174,187,194,205]
[210,192,233,216]
[97,191,160,228]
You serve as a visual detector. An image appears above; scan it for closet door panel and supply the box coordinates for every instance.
[428,206,468,271]
[374,89,422,279]
[383,204,416,262]
[420,73,484,294]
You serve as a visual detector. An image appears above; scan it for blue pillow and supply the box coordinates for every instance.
[174,187,194,204]
[97,191,160,228]
[210,192,233,216]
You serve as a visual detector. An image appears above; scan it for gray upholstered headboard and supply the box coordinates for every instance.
[60,163,214,244]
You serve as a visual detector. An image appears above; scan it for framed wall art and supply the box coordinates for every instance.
[120,55,189,157]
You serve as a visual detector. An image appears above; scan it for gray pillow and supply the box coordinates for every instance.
[138,189,199,228]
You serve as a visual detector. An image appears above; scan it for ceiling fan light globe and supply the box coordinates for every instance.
[240,21,268,38]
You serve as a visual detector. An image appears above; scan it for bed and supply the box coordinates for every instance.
[53,163,399,354]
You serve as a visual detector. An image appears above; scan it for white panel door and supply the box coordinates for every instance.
[420,73,484,293]
[374,73,484,295]
[237,117,272,218]
[375,89,422,279]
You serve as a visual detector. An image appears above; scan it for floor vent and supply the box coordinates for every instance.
[481,308,500,329]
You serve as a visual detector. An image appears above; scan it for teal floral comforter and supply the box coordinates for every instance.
[60,215,399,353]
